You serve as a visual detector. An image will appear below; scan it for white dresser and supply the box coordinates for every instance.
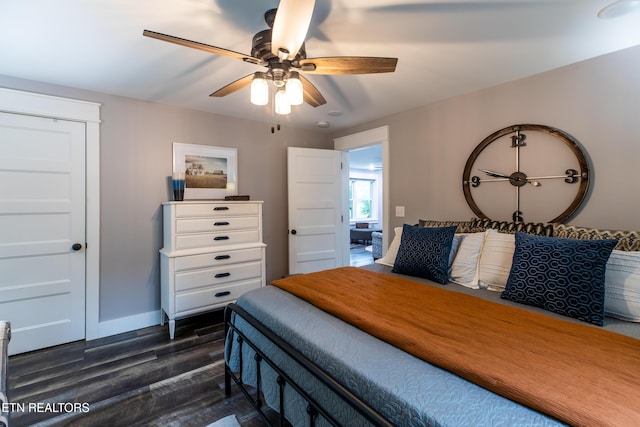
[160,201,266,338]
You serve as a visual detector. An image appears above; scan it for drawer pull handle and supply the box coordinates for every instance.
[215,291,231,297]
[214,221,230,226]
[215,255,231,260]
[213,207,229,211]
[215,272,231,278]
[214,236,230,241]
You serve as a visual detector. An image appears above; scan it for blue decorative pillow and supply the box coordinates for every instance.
[501,232,617,326]
[392,225,457,284]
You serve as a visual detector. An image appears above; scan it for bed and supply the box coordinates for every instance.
[224,219,640,426]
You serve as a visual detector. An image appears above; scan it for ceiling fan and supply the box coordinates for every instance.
[143,0,397,115]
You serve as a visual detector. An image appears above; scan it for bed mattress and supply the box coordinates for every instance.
[226,284,564,426]
[363,263,640,340]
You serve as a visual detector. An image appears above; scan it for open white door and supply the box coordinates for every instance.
[288,147,346,275]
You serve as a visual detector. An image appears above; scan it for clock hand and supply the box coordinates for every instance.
[478,169,511,179]
[479,169,541,186]
[527,174,579,180]
[477,177,510,182]
[528,169,582,185]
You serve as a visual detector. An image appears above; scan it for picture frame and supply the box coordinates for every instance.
[172,142,238,200]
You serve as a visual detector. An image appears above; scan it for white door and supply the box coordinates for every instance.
[0,112,86,355]
[288,147,346,275]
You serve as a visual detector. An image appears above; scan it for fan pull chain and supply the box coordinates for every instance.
[270,89,281,133]
[271,89,275,133]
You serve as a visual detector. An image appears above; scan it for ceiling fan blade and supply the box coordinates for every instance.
[143,29,261,65]
[299,57,398,75]
[271,0,316,61]
[210,74,254,97]
[299,75,326,107]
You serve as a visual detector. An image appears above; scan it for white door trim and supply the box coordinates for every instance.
[0,87,101,340]
[334,126,390,256]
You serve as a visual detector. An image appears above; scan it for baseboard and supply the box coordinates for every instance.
[97,310,161,338]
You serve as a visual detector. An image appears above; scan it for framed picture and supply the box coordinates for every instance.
[172,142,238,200]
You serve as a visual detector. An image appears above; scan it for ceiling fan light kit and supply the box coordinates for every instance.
[275,88,291,115]
[285,71,303,106]
[250,72,269,106]
[143,0,398,121]
[250,69,303,114]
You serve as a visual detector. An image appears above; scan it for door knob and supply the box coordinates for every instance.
[291,229,297,235]
[72,243,83,251]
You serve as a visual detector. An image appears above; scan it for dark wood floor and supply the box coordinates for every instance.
[7,310,271,427]
[6,254,374,427]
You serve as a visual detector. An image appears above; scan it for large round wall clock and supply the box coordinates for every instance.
[462,124,590,224]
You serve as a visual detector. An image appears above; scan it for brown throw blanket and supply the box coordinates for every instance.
[272,267,640,427]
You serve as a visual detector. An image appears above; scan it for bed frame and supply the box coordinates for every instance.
[224,303,393,427]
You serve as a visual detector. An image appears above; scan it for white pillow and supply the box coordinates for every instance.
[375,227,403,267]
[449,231,487,289]
[478,229,515,292]
[605,250,640,322]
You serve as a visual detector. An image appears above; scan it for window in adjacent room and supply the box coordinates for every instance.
[349,178,374,221]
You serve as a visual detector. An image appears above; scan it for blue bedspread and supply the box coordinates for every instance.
[226,285,564,427]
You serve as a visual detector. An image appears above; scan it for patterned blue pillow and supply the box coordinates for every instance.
[501,232,617,326]
[392,225,457,284]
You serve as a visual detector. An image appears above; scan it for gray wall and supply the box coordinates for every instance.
[0,74,332,322]
[331,44,640,233]
[3,42,639,327]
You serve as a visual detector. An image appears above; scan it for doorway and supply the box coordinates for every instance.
[347,145,383,266]
[334,126,390,266]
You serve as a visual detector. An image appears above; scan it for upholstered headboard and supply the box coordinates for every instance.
[553,224,640,252]
[419,218,640,251]
[418,219,477,233]
[418,218,554,237]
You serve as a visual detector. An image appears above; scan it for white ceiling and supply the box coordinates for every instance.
[1,1,639,132]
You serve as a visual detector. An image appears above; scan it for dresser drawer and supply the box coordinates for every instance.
[176,203,258,218]
[175,278,261,313]
[176,216,258,234]
[175,229,260,250]
[175,261,262,291]
[174,247,263,271]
